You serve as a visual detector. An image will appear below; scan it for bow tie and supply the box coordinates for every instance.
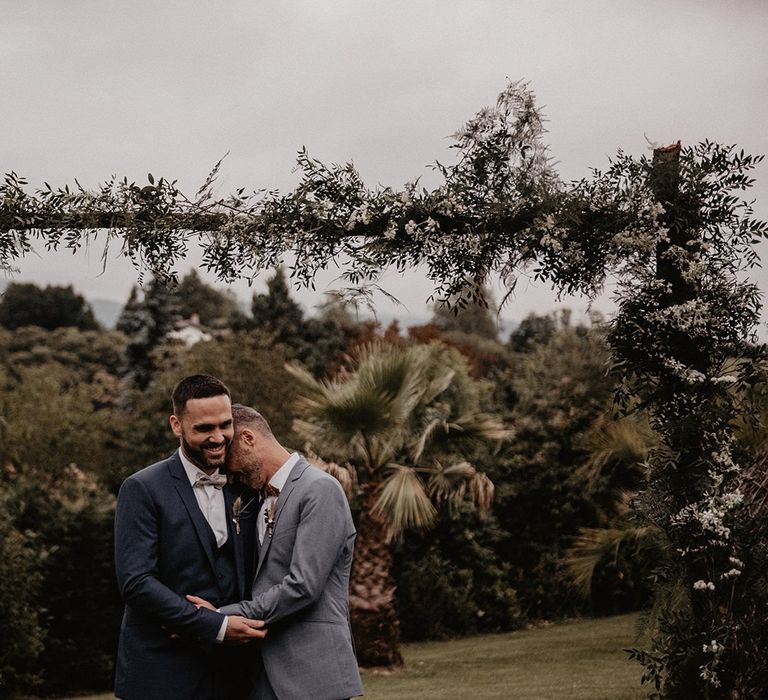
[194,472,227,489]
[259,483,280,500]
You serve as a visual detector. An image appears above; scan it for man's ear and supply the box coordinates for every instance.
[240,427,255,446]
[169,414,182,438]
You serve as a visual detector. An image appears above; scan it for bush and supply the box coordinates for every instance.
[493,322,616,617]
[0,491,45,698]
[4,463,120,696]
[395,508,523,640]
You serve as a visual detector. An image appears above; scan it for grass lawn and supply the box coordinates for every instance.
[71,613,649,700]
[361,613,648,700]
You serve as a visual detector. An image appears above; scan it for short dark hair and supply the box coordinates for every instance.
[172,374,231,416]
[231,404,274,438]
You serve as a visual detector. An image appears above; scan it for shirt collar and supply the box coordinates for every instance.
[269,452,300,491]
[178,447,223,487]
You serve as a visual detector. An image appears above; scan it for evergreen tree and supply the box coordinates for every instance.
[251,268,358,376]
[118,278,179,389]
[173,269,246,328]
[250,267,304,339]
[115,286,143,335]
[508,312,558,352]
[0,282,99,331]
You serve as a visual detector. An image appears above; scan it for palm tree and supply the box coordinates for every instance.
[564,412,667,608]
[286,341,510,667]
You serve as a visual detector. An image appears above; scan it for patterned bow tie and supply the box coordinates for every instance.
[259,483,280,500]
[194,472,227,489]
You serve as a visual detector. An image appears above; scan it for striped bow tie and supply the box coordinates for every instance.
[194,473,227,489]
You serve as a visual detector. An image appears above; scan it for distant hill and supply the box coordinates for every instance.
[91,298,123,329]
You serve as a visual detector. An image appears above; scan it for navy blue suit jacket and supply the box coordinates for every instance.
[114,451,255,700]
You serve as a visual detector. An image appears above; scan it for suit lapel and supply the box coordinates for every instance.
[168,453,219,577]
[255,458,310,577]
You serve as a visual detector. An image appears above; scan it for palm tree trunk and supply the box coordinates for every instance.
[349,485,404,667]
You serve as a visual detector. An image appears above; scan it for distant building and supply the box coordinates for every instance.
[166,313,213,347]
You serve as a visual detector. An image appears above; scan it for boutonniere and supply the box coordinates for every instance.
[232,495,256,535]
[264,503,276,538]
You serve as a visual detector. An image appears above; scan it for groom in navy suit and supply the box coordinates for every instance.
[114,375,266,700]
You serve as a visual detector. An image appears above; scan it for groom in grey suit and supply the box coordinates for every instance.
[188,404,363,700]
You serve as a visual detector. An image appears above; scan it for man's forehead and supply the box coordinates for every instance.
[183,395,233,421]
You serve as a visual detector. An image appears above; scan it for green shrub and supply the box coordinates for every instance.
[4,464,119,696]
[395,509,523,640]
[0,494,45,698]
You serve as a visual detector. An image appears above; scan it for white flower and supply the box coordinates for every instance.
[693,580,715,591]
[703,640,723,654]
[700,666,721,687]
[345,204,373,230]
[712,375,737,385]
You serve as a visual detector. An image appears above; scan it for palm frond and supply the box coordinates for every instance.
[372,464,437,540]
[418,412,512,458]
[426,460,494,515]
[289,340,505,514]
[304,450,357,499]
[563,524,662,597]
[364,433,403,475]
[291,418,356,458]
[355,344,426,424]
[411,417,447,463]
[284,362,330,399]
[292,343,427,452]
[577,413,656,488]
[468,469,495,515]
[421,364,456,405]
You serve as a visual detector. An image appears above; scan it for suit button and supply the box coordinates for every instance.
[218,573,225,579]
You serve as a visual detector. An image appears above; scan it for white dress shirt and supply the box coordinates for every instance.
[179,449,229,548]
[258,452,300,544]
[178,449,228,642]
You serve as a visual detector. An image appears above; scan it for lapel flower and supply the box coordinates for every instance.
[232,495,256,535]
[264,501,276,537]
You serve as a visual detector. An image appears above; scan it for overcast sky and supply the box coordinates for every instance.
[2,1,767,330]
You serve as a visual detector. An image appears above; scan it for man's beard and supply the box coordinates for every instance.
[226,444,265,490]
[181,434,230,471]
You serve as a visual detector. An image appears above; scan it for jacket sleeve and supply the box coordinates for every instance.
[114,475,224,640]
[219,477,352,624]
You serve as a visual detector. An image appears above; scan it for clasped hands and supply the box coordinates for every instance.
[186,594,267,644]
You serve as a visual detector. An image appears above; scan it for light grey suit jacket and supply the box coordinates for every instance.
[219,457,363,700]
